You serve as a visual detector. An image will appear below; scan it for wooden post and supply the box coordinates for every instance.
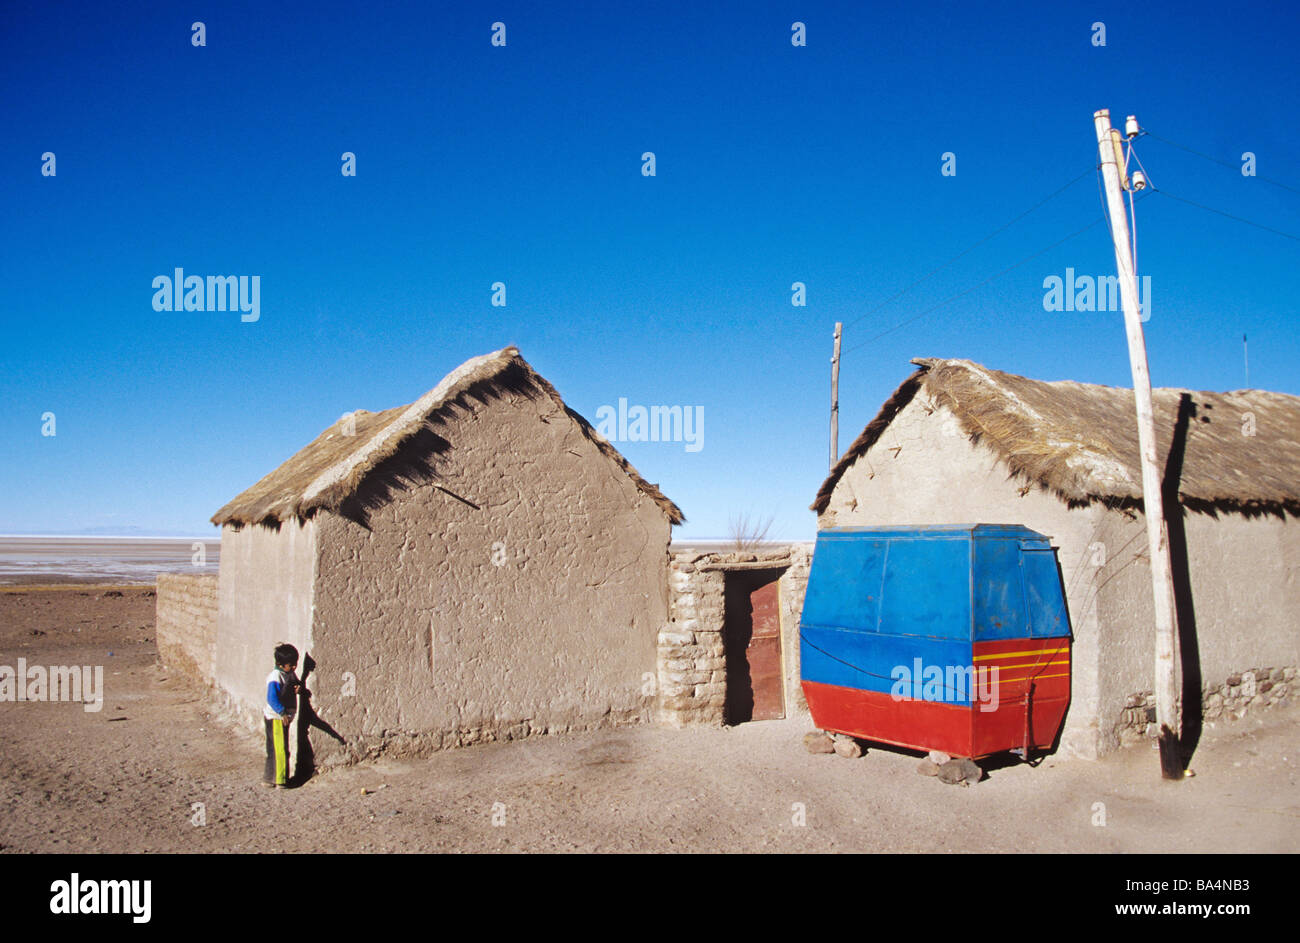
[1094,109,1183,779]
[830,322,842,468]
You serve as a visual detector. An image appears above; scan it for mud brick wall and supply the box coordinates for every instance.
[155,573,219,684]
[1116,666,1296,745]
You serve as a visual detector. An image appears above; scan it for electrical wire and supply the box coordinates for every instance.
[1127,139,1300,243]
[1144,131,1300,197]
[841,192,1152,355]
[844,134,1297,355]
[1151,188,1300,243]
[1127,183,1139,289]
[846,172,1300,355]
[843,169,1093,330]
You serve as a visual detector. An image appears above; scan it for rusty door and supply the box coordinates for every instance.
[746,580,785,721]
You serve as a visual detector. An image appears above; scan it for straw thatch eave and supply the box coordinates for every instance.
[811,357,1300,518]
[212,346,684,528]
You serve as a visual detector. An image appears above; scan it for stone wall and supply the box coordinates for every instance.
[778,544,814,716]
[155,573,219,685]
[658,547,812,728]
[658,561,726,726]
[340,708,646,762]
[1116,666,1296,745]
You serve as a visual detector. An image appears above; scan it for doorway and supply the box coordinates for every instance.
[723,568,786,723]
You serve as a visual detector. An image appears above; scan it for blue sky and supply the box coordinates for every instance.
[2,0,1297,538]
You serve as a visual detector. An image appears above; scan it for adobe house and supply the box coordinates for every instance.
[205,345,683,764]
[812,357,1299,759]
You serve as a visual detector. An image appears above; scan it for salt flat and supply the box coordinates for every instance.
[0,536,220,586]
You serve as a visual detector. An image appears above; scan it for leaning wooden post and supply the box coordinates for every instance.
[830,322,842,469]
[1094,108,1183,779]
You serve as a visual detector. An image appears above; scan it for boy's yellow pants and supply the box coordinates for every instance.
[263,717,291,786]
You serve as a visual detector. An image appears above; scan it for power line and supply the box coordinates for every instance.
[1108,135,1300,241]
[843,193,1151,354]
[843,180,1298,356]
[1152,188,1300,243]
[1144,131,1300,197]
[844,168,1092,329]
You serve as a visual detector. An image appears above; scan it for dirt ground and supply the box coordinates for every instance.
[1,586,1297,854]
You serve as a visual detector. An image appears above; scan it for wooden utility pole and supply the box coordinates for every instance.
[1094,109,1183,779]
[830,322,842,468]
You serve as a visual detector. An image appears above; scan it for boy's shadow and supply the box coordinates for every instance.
[292,653,346,786]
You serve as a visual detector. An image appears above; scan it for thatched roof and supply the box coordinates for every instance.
[812,357,1300,517]
[212,346,684,527]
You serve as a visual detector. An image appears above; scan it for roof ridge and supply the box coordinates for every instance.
[812,356,1300,516]
[301,346,519,506]
[211,346,684,527]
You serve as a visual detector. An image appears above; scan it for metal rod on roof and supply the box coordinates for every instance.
[1095,109,1184,780]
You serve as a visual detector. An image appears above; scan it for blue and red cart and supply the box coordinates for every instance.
[800,524,1072,761]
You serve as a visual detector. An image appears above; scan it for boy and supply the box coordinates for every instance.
[263,643,300,788]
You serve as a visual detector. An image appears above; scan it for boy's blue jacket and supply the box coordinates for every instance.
[264,668,298,721]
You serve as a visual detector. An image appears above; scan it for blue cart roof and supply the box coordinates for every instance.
[815,524,1050,541]
[801,522,1071,645]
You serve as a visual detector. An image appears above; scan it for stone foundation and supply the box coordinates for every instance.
[1116,666,1295,745]
[335,708,646,765]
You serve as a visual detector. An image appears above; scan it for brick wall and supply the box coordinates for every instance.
[156,573,219,684]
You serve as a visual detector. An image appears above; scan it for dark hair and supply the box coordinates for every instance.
[274,643,299,667]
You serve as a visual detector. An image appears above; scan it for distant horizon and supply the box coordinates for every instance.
[0,531,805,544]
[0,532,818,555]
[0,532,221,540]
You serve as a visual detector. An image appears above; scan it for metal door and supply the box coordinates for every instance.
[747,580,785,721]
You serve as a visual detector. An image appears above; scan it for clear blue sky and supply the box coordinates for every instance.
[3,0,1297,538]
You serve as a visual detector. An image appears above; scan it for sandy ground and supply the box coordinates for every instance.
[1,586,1297,854]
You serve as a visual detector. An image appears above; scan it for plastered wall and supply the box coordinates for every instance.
[1093,509,1299,750]
[212,518,317,732]
[307,389,672,760]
